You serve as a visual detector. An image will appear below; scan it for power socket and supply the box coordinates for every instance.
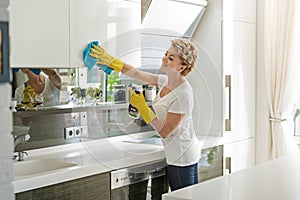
[64,126,88,139]
[74,127,81,137]
[64,127,75,139]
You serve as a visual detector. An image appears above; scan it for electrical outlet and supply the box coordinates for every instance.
[74,126,81,137]
[64,126,88,139]
[74,126,88,138]
[64,127,74,139]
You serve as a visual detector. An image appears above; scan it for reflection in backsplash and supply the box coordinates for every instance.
[11,68,158,108]
[11,68,77,107]
[13,107,153,152]
[11,68,155,152]
[11,68,141,107]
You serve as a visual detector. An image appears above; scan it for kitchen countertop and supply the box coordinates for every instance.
[12,131,229,194]
[13,131,165,193]
[162,153,300,200]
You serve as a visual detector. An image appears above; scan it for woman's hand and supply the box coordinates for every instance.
[129,88,156,124]
[90,45,123,72]
[41,68,62,90]
[20,69,45,93]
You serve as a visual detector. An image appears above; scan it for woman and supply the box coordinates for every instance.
[90,38,201,191]
[15,68,62,107]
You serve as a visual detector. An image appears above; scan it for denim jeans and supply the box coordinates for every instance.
[167,163,198,191]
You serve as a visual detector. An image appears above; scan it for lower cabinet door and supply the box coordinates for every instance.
[16,172,110,200]
[223,138,255,174]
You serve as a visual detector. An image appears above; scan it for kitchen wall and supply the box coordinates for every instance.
[0,1,14,199]
[14,107,153,152]
[0,84,13,199]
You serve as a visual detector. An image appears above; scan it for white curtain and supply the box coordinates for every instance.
[264,0,300,159]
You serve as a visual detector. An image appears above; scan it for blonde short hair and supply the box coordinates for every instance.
[171,38,198,76]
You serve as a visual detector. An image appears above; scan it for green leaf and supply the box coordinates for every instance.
[295,109,300,120]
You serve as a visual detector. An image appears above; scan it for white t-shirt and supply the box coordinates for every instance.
[152,74,201,166]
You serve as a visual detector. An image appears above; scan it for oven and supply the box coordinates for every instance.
[111,159,169,200]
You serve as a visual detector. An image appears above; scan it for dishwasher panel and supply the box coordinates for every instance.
[111,159,168,200]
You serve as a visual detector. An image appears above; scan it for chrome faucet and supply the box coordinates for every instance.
[16,151,29,161]
[14,133,31,148]
[13,126,31,161]
[13,134,30,161]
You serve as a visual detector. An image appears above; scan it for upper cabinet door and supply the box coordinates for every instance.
[69,0,108,68]
[9,0,141,68]
[70,0,141,68]
[9,0,70,68]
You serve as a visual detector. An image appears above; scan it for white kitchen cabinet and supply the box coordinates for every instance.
[9,0,70,68]
[223,21,256,141]
[221,0,256,173]
[70,0,141,68]
[223,138,255,174]
[223,0,256,23]
[9,0,141,68]
[222,0,256,141]
[69,0,108,68]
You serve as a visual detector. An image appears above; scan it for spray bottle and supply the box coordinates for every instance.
[128,84,141,119]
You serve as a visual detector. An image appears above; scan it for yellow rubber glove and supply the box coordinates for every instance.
[89,44,123,72]
[129,88,156,124]
[22,85,36,104]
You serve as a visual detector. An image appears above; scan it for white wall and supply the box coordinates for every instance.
[0,83,14,199]
[0,1,14,199]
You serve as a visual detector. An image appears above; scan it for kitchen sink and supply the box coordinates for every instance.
[13,159,77,177]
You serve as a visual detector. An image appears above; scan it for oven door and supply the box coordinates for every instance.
[111,159,169,200]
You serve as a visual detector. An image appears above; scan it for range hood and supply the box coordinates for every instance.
[141,0,207,37]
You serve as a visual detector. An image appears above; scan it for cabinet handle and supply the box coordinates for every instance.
[225,75,231,131]
[225,157,231,174]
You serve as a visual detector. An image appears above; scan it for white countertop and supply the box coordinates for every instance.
[13,131,165,193]
[12,131,229,194]
[162,153,300,200]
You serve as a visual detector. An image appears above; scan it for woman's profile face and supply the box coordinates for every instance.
[161,47,186,74]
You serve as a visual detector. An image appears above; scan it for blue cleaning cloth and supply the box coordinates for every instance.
[12,68,41,75]
[83,41,113,75]
[97,64,113,75]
